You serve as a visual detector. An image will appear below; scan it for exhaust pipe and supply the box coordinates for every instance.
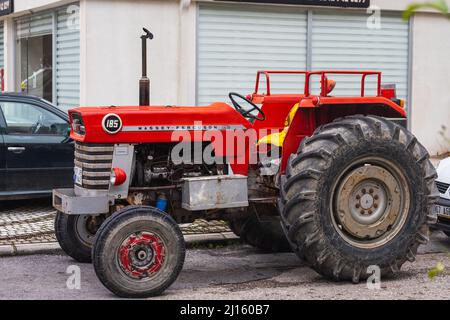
[140,28,154,106]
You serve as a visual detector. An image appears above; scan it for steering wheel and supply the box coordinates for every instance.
[31,115,45,134]
[229,92,266,121]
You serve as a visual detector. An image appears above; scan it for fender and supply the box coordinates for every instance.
[298,96,406,117]
[281,96,407,172]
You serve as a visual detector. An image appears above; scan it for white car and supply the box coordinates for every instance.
[435,157,450,236]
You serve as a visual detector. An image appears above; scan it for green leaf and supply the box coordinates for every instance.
[403,0,450,20]
[428,262,445,280]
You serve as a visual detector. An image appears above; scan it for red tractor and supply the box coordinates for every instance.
[53,30,438,298]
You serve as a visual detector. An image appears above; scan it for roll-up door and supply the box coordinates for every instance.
[0,22,4,91]
[0,22,4,70]
[197,3,308,105]
[55,5,80,110]
[16,12,53,38]
[311,11,409,103]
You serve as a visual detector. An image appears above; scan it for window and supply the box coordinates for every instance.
[15,13,54,102]
[0,102,68,135]
[14,5,81,110]
[15,35,53,101]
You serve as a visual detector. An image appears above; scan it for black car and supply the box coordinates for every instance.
[0,93,74,200]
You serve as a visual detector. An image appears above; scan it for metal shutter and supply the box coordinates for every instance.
[0,22,4,70]
[55,5,80,110]
[16,12,53,38]
[311,11,409,103]
[197,3,308,105]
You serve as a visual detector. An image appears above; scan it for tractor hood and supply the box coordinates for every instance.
[69,103,251,143]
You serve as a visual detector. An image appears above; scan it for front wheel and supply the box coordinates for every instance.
[280,115,438,283]
[92,206,185,298]
[55,212,104,263]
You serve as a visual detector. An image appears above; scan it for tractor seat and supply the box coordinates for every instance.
[257,77,336,147]
[257,103,300,147]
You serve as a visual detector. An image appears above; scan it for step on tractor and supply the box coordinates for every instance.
[53,29,438,298]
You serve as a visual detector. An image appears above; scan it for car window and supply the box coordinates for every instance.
[0,101,69,135]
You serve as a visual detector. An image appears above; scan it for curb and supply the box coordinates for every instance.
[0,232,240,258]
[184,232,239,242]
[0,242,62,257]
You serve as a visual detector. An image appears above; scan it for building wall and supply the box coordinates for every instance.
[411,13,450,156]
[13,0,76,15]
[196,0,450,12]
[2,0,449,155]
[80,0,196,106]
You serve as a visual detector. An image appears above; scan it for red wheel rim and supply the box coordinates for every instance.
[118,232,166,279]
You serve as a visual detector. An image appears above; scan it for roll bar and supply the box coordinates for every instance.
[254,70,382,97]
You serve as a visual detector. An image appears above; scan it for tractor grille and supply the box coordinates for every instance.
[436,181,450,195]
[74,142,114,190]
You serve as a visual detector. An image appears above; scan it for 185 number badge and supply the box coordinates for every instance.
[102,114,123,134]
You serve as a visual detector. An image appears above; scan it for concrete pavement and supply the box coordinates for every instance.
[0,233,448,300]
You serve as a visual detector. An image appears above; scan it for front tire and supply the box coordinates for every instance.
[279,115,438,282]
[92,206,185,298]
[55,212,102,263]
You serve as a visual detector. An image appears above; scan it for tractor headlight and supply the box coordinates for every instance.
[71,113,86,136]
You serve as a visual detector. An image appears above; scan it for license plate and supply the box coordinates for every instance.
[74,167,83,185]
[433,205,450,217]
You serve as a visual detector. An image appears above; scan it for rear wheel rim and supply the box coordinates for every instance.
[117,232,166,280]
[330,156,411,249]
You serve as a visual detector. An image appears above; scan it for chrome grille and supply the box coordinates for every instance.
[74,142,114,190]
[436,181,450,195]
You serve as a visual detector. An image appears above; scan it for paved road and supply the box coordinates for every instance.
[0,233,449,300]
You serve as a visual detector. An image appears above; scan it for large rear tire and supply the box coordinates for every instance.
[279,115,438,283]
[228,204,291,253]
[92,206,185,298]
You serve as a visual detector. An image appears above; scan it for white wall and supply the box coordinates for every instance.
[6,0,449,155]
[411,13,450,156]
[196,0,450,12]
[80,0,196,106]
[79,0,450,155]
[372,0,450,11]
[13,0,75,15]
